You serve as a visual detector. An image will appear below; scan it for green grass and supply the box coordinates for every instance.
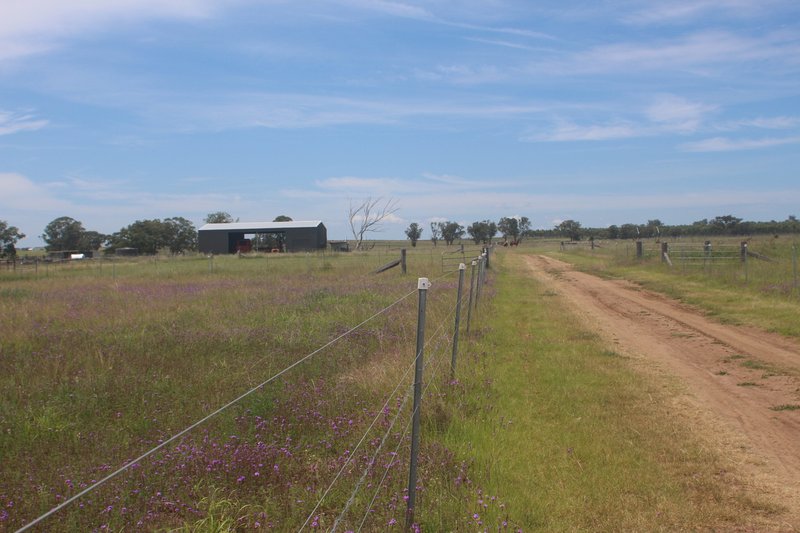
[2,243,791,531]
[440,251,782,531]
[1,249,481,531]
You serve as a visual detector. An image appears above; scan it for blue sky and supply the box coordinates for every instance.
[1,0,799,246]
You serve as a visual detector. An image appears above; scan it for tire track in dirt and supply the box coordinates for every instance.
[524,254,800,527]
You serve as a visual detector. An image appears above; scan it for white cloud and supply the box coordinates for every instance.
[645,95,716,133]
[563,31,798,74]
[681,136,800,152]
[0,110,48,135]
[145,92,547,131]
[0,172,70,210]
[624,0,787,24]
[316,176,407,194]
[335,0,433,19]
[525,119,639,142]
[414,64,506,84]
[717,116,800,131]
[0,0,219,62]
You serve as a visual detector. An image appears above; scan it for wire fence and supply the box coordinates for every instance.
[556,237,800,295]
[10,253,491,532]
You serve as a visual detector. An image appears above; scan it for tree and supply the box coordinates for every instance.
[42,216,87,251]
[348,197,399,250]
[440,221,464,245]
[163,217,197,254]
[109,219,167,254]
[0,220,25,258]
[430,222,441,247]
[467,220,497,244]
[271,215,293,250]
[618,223,639,239]
[205,212,234,224]
[79,230,107,251]
[404,223,423,247]
[557,219,582,241]
[607,225,620,239]
[710,215,742,234]
[497,216,531,244]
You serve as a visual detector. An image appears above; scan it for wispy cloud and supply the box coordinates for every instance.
[681,135,800,152]
[562,30,798,74]
[146,92,547,131]
[0,0,218,62]
[525,94,721,143]
[334,0,433,20]
[524,119,639,142]
[413,64,506,84]
[0,109,47,135]
[645,94,716,133]
[716,116,800,131]
[624,0,789,24]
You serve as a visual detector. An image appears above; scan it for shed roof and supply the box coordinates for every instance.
[199,220,323,231]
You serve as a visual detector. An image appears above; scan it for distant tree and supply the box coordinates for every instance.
[404,223,423,247]
[557,219,582,241]
[348,197,399,250]
[163,217,197,254]
[430,222,441,247]
[646,219,663,238]
[79,230,107,251]
[607,225,620,239]
[268,215,293,250]
[498,216,531,244]
[710,215,742,234]
[109,219,167,254]
[467,220,497,244]
[618,223,639,240]
[440,221,465,245]
[41,216,87,251]
[205,212,234,224]
[0,220,25,258]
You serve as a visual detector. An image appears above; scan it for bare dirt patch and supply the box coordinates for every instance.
[524,254,800,529]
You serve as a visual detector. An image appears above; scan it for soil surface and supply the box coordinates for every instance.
[523,254,800,529]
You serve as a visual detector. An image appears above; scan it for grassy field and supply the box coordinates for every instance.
[2,241,792,531]
[1,250,487,531]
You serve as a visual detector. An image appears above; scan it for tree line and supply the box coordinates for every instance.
[3,212,798,260]
[546,215,800,241]
[404,217,532,247]
[0,212,256,258]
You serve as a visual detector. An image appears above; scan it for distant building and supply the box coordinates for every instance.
[328,240,350,252]
[198,221,327,254]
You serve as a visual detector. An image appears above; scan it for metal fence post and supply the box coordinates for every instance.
[401,248,407,274]
[466,259,477,334]
[476,255,486,305]
[406,277,430,529]
[743,243,748,283]
[451,263,466,379]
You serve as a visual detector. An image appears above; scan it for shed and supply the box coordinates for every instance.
[198,221,327,254]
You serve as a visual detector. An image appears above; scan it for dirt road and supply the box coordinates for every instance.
[524,254,800,527]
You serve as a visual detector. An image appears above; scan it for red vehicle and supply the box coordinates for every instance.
[235,239,252,253]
